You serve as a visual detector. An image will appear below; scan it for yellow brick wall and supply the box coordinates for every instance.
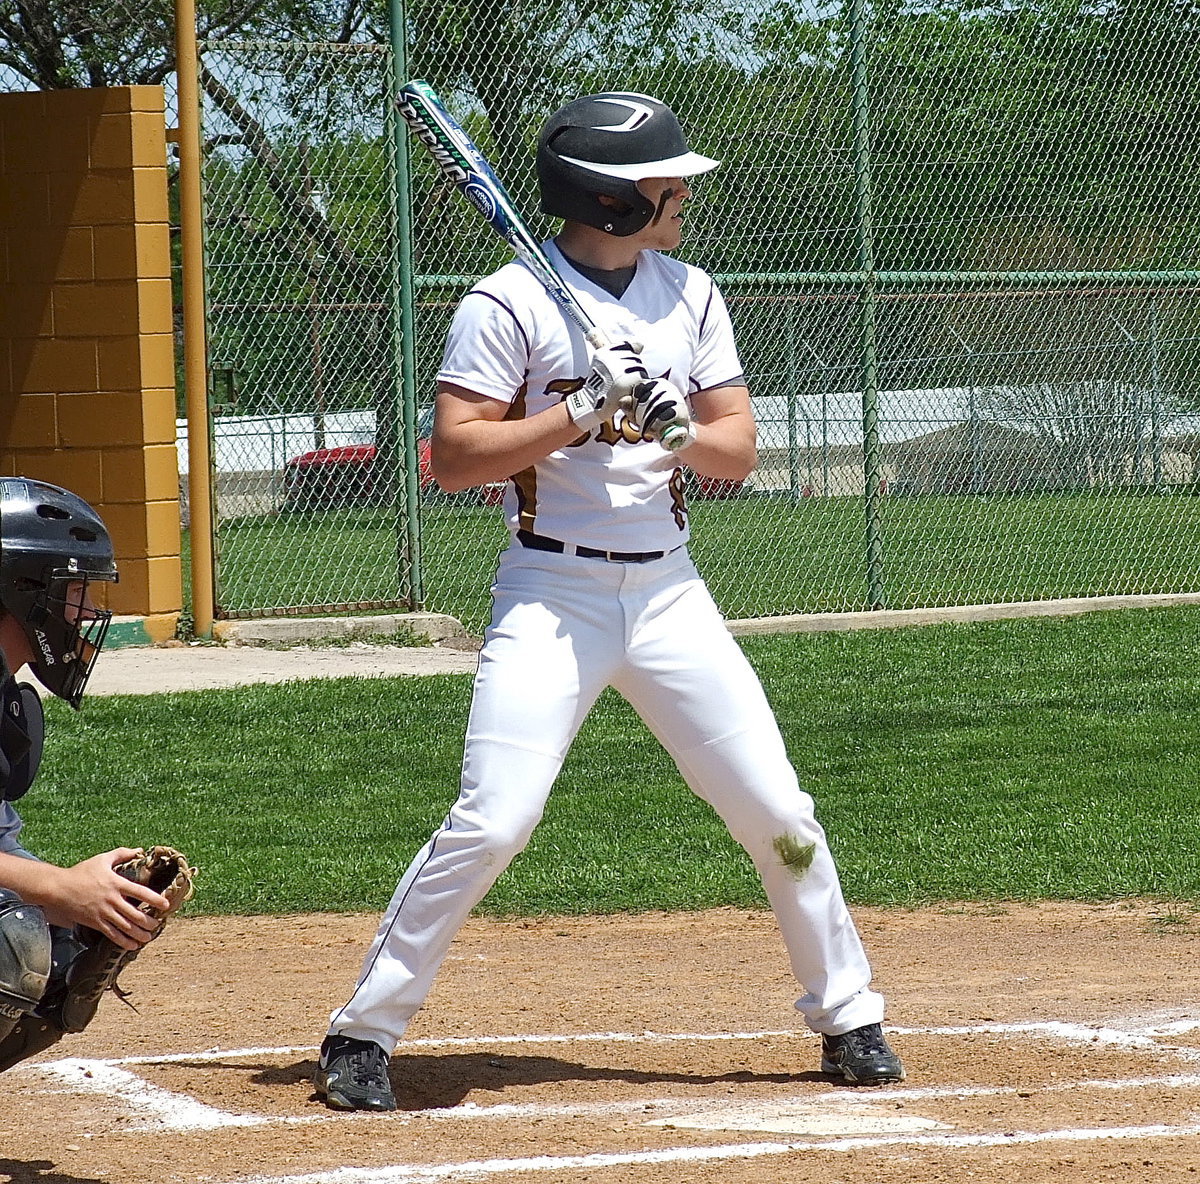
[0,85,181,629]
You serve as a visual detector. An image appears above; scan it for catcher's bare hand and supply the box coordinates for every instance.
[52,849,171,950]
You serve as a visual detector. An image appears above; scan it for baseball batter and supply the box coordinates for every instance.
[315,92,904,1111]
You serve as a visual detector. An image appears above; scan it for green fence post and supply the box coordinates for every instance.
[850,0,884,610]
[1150,299,1164,487]
[388,0,422,607]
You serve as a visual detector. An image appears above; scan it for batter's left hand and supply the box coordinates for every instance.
[624,378,697,452]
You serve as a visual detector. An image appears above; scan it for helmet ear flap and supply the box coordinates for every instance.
[536,151,656,236]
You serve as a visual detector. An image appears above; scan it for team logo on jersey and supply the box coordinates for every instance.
[591,98,654,134]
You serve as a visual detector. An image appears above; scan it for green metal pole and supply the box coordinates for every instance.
[388,0,422,607]
[850,0,884,609]
[1150,299,1164,486]
[788,301,800,500]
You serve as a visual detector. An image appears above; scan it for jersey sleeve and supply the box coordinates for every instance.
[437,285,531,404]
[690,277,745,393]
[0,802,26,854]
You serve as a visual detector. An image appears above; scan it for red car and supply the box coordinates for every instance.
[281,410,504,511]
[281,441,424,511]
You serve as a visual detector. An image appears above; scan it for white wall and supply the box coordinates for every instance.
[176,409,376,474]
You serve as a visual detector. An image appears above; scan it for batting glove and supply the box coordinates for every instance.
[565,340,647,433]
[624,378,697,452]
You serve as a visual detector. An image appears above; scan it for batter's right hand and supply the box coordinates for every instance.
[623,377,697,452]
[566,340,647,432]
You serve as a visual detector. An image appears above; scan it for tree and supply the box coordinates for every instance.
[9,0,1200,414]
[978,378,1168,488]
[0,1,382,90]
[0,0,734,416]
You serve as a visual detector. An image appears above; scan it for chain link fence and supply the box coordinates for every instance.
[194,2,1200,629]
[6,2,1200,630]
[196,40,419,615]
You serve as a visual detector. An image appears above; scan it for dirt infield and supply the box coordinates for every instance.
[6,901,1200,1184]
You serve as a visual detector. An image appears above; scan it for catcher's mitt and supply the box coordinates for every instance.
[0,846,196,1072]
[54,845,197,1033]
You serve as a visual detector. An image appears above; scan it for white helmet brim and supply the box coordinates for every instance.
[558,150,720,181]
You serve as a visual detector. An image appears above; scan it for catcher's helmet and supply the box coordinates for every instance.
[537,92,719,236]
[0,478,118,709]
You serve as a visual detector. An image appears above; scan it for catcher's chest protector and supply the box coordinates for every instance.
[0,676,43,802]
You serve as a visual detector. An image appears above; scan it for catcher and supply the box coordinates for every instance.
[0,478,194,1071]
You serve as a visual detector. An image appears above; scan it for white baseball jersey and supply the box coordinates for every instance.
[437,242,744,554]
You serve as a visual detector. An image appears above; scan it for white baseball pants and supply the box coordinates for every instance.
[330,545,885,1050]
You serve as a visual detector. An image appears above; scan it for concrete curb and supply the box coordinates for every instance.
[211,611,476,648]
[726,592,1200,636]
[85,593,1200,696]
[111,593,1200,654]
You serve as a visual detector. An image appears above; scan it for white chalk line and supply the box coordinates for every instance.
[234,1071,1200,1125]
[30,1058,324,1131]
[894,1020,1200,1061]
[330,1067,1200,1123]
[227,1120,1200,1184]
[71,1014,1200,1068]
[21,1018,1200,1138]
[105,1030,799,1066]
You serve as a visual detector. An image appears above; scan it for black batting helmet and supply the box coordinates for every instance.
[0,478,118,709]
[536,92,719,236]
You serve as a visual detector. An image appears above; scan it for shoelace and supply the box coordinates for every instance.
[832,1024,887,1055]
[345,1046,390,1087]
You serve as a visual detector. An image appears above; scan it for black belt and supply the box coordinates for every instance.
[517,530,679,564]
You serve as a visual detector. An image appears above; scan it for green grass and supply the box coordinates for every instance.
[211,502,507,627]
[210,490,1200,629]
[19,604,1200,916]
[694,488,1200,615]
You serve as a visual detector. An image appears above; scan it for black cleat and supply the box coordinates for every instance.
[820,1022,905,1085]
[314,1033,397,1111]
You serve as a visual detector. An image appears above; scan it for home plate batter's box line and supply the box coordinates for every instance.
[222,1120,1200,1184]
[26,1054,1200,1135]
[86,1015,1200,1065]
[21,1019,1200,1141]
[223,1122,1200,1184]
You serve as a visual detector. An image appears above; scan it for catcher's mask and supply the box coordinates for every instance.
[536,92,719,236]
[0,478,118,709]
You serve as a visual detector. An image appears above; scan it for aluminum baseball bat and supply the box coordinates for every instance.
[396,80,606,349]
